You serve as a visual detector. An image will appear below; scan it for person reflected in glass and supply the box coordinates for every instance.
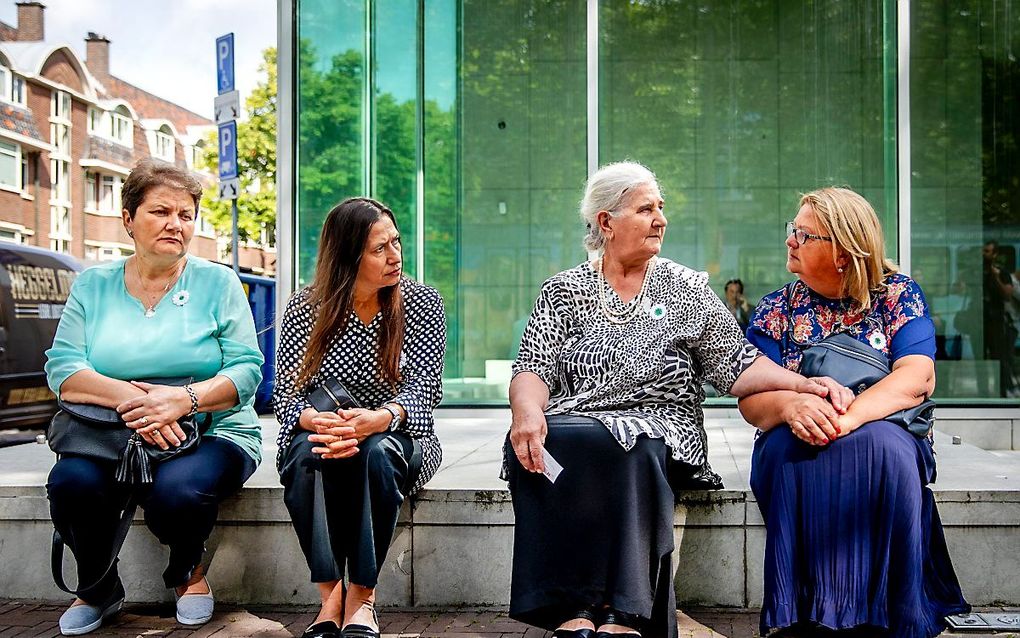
[273,198,445,638]
[724,278,752,332]
[45,159,264,635]
[740,187,970,637]
[505,162,849,638]
[980,240,1015,396]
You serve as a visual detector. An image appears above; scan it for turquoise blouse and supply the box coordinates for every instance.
[45,257,264,463]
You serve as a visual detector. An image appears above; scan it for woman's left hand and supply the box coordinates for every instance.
[337,408,391,443]
[117,381,191,429]
[807,376,855,414]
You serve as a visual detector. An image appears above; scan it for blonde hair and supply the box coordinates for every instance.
[800,187,898,310]
[579,161,658,253]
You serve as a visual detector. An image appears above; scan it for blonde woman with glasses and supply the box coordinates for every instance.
[740,187,970,637]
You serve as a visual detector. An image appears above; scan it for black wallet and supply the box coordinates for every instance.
[307,376,361,413]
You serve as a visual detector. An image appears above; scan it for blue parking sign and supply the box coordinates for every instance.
[218,121,238,180]
[216,33,235,94]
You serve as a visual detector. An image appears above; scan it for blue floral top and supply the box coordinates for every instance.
[747,273,936,370]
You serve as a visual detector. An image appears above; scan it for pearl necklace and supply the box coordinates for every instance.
[597,256,656,325]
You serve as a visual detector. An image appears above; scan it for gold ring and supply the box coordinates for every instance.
[140,416,148,425]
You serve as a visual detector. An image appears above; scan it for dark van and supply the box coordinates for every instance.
[0,243,81,428]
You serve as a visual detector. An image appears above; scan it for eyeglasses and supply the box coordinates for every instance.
[786,221,831,246]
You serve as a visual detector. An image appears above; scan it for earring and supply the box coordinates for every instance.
[127,229,133,238]
[837,267,844,273]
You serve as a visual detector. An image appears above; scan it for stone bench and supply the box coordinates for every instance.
[1,409,1017,607]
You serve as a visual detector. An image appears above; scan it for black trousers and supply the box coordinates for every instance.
[46,437,256,604]
[282,430,421,588]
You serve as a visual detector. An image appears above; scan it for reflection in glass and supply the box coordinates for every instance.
[911,0,1020,399]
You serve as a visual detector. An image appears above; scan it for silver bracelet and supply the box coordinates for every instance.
[184,384,199,417]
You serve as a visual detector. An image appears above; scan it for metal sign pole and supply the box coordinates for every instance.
[231,200,239,273]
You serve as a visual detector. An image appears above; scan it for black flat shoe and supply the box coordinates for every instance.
[341,606,380,638]
[302,620,341,638]
[595,609,643,638]
[553,606,598,638]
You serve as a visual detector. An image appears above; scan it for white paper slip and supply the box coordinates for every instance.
[541,448,564,483]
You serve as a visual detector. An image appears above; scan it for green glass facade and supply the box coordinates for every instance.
[287,0,1020,404]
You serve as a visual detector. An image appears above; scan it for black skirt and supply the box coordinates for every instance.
[504,414,677,638]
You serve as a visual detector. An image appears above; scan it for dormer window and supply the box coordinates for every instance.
[153,125,175,162]
[0,65,25,106]
[109,107,132,145]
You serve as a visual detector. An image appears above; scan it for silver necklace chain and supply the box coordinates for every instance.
[135,258,182,317]
[597,256,656,325]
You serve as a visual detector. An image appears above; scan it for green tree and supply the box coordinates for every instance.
[199,47,277,244]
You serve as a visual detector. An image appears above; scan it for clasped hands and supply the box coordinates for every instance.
[307,408,392,459]
[116,381,193,451]
[786,376,858,446]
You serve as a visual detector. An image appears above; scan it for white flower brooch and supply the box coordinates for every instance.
[172,290,191,307]
[867,330,887,351]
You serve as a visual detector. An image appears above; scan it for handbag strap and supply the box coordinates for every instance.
[51,496,136,596]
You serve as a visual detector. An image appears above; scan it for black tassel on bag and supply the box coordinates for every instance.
[116,435,154,484]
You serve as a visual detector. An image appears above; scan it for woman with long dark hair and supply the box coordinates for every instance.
[273,197,445,638]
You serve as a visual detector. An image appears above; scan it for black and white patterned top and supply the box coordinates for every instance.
[273,277,445,493]
[513,258,759,481]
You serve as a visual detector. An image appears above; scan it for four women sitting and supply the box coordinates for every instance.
[44,159,967,638]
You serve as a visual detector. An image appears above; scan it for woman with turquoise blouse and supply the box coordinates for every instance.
[44,160,263,636]
[739,188,969,637]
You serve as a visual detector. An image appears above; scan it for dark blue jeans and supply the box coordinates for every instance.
[47,436,256,604]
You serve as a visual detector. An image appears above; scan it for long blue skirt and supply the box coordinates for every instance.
[750,420,969,638]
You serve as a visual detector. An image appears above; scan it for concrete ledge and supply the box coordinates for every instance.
[2,412,1018,608]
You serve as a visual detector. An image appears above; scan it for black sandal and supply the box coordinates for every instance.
[552,606,598,638]
[596,609,643,638]
[340,605,380,638]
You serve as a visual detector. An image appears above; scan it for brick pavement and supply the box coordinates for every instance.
[0,602,1015,638]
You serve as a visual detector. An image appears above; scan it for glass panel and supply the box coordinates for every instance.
[423,0,459,377]
[0,141,16,188]
[372,0,418,277]
[599,0,894,328]
[295,0,367,284]
[911,0,1020,400]
[432,0,587,400]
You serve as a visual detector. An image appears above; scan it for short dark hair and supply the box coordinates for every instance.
[121,159,203,219]
[724,278,744,294]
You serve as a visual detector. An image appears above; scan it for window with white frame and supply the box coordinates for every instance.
[0,66,26,106]
[51,91,71,120]
[50,204,71,253]
[20,154,28,192]
[12,76,25,105]
[85,172,97,209]
[100,175,121,213]
[153,126,175,162]
[110,108,132,145]
[0,225,23,243]
[0,140,20,190]
[50,158,70,203]
[50,122,70,156]
[87,107,101,133]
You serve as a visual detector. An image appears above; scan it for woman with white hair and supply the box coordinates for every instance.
[503,162,852,638]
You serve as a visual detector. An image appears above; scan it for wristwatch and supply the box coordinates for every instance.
[381,404,402,430]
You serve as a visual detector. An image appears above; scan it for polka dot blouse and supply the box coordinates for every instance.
[273,277,446,493]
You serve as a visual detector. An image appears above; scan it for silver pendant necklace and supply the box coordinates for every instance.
[135,258,182,318]
[597,256,656,325]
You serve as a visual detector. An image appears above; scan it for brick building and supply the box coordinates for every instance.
[0,2,275,274]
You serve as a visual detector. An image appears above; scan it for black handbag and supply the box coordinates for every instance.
[47,377,211,596]
[307,376,361,412]
[786,286,936,438]
[47,377,211,484]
